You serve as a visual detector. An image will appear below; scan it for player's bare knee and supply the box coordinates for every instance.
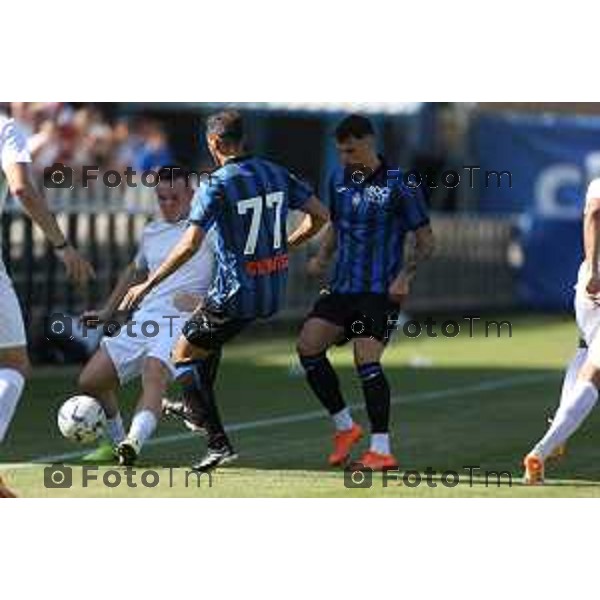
[78,368,100,395]
[296,336,312,357]
[142,358,170,387]
[353,339,385,368]
[172,335,209,364]
[297,325,326,357]
[79,364,110,395]
[0,348,32,379]
[297,336,323,358]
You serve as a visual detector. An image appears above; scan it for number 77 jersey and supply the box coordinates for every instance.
[189,155,314,319]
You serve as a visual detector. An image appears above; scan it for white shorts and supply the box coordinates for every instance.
[0,270,27,350]
[101,310,189,385]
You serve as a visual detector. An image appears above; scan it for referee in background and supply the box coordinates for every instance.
[297,114,435,471]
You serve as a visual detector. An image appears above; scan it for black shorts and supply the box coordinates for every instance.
[182,307,253,353]
[307,292,401,344]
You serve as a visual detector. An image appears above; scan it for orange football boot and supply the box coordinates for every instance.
[329,424,364,467]
[0,474,17,498]
[523,454,545,486]
[351,451,399,472]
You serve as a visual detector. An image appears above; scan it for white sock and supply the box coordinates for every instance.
[370,433,391,455]
[332,408,354,432]
[128,409,158,449]
[105,413,125,445]
[556,349,588,411]
[533,380,598,460]
[0,368,25,443]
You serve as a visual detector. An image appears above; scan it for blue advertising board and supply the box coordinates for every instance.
[473,112,600,309]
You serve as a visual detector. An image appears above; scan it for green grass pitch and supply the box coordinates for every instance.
[3,313,600,497]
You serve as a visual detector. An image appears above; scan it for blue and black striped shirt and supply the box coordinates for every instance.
[190,156,313,319]
[328,159,430,295]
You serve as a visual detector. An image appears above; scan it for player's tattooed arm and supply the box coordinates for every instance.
[288,196,330,249]
[4,162,95,286]
[404,225,435,279]
[389,225,435,303]
[119,225,205,312]
[306,223,337,278]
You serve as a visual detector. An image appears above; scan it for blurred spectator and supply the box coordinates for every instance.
[71,105,113,168]
[412,105,467,212]
[10,103,175,181]
[133,119,174,172]
[111,117,145,172]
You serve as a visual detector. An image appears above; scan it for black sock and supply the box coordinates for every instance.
[175,359,230,449]
[299,353,346,416]
[358,363,390,434]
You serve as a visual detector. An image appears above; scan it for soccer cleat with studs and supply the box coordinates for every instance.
[349,451,399,472]
[329,423,364,467]
[117,438,141,467]
[162,397,207,435]
[192,444,238,474]
[523,454,545,486]
[82,442,118,465]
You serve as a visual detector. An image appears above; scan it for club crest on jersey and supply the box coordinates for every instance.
[364,185,391,206]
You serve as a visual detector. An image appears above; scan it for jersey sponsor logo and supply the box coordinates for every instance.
[347,185,392,209]
[245,254,289,277]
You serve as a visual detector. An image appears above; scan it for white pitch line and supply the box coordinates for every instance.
[4,372,554,470]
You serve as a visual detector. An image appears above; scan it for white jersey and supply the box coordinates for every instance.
[134,219,214,314]
[0,115,32,348]
[0,115,32,272]
[0,115,32,215]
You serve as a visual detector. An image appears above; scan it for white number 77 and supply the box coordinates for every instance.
[237,191,284,255]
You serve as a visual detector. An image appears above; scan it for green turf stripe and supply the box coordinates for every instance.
[3,372,554,471]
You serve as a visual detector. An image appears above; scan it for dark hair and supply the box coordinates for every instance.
[206,110,244,145]
[335,114,375,142]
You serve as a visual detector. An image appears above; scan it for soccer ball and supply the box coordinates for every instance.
[57,395,106,444]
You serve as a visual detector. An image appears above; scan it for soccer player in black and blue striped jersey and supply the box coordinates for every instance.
[297,115,435,472]
[121,110,329,471]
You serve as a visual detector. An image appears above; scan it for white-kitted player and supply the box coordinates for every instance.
[0,107,94,497]
[77,167,214,467]
[524,178,600,485]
